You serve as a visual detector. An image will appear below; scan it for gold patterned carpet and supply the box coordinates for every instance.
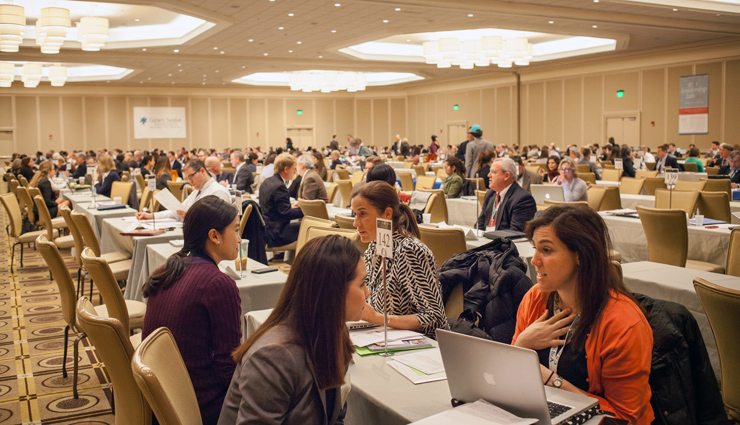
[0,211,114,424]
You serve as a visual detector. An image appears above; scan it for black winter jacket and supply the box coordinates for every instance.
[439,238,532,343]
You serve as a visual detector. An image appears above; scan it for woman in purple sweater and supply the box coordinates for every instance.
[142,196,242,425]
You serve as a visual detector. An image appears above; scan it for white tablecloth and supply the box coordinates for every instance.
[72,202,136,239]
[445,197,478,227]
[622,261,740,382]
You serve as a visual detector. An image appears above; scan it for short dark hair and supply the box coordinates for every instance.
[186,159,205,172]
[366,163,397,186]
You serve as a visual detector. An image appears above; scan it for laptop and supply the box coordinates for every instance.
[530,184,565,206]
[436,329,598,425]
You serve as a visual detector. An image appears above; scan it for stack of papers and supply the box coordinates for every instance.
[350,327,432,355]
[410,400,537,425]
[387,348,447,384]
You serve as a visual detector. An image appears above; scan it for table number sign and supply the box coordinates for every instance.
[376,218,393,259]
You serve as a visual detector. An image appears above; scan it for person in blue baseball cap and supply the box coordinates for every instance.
[465,124,493,178]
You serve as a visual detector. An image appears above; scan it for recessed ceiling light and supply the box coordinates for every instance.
[592,24,598,28]
[318,55,323,58]
[278,26,284,30]
[173,49,179,53]
[202,82,206,85]
[171,82,175,85]
[288,12,294,16]
[672,7,678,11]
[593,0,599,2]
[141,48,147,51]
[177,63,181,67]
[331,29,337,33]
[213,46,218,50]
[405,39,411,42]
[288,49,294,53]
[220,51,225,54]
[242,65,246,69]
[548,20,555,24]
[178,69,183,72]
[134,18,140,22]
[382,19,389,23]
[215,70,220,73]
[334,3,341,6]
[203,74,207,77]
[263,52,269,56]
[147,77,152,80]
[395,7,401,11]
[296,41,303,44]
[269,0,276,2]
[467,13,474,17]
[248,39,254,42]
[139,81,143,84]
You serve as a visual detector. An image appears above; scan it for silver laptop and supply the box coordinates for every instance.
[530,184,565,205]
[436,329,598,425]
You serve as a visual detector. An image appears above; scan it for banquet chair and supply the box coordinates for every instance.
[636,206,724,272]
[135,174,146,193]
[326,183,338,204]
[416,175,437,191]
[298,199,329,220]
[131,327,200,425]
[702,179,731,197]
[598,187,622,211]
[305,226,364,252]
[335,167,350,181]
[238,204,254,238]
[693,278,740,421]
[696,191,731,222]
[418,226,467,318]
[111,181,134,206]
[642,177,667,195]
[413,165,426,177]
[436,168,447,180]
[619,177,645,195]
[335,179,353,208]
[18,175,29,188]
[334,214,355,230]
[726,228,740,277]
[586,187,605,211]
[181,184,193,202]
[579,172,596,185]
[70,211,132,285]
[602,169,623,182]
[636,170,658,179]
[166,181,186,202]
[424,191,449,224]
[0,193,45,271]
[543,200,589,209]
[76,298,151,425]
[475,190,487,211]
[59,207,87,295]
[525,165,542,175]
[644,162,657,171]
[675,180,706,192]
[466,177,486,191]
[139,187,154,213]
[654,189,700,217]
[17,186,38,227]
[682,162,698,172]
[81,248,147,333]
[293,216,337,255]
[705,166,719,176]
[398,173,414,192]
[576,164,591,173]
[33,195,73,249]
[350,172,363,186]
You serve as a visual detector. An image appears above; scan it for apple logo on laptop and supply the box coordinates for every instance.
[545,193,551,199]
[483,372,497,386]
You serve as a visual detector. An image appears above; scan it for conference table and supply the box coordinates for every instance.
[621,261,740,382]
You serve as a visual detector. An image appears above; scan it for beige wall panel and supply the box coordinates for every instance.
[693,62,722,148]
[285,99,310,127]
[170,97,189,150]
[666,65,694,145]
[481,89,495,142]
[334,99,353,143]
[356,99,371,143]
[15,97,37,152]
[62,97,83,151]
[604,72,639,112]
[725,59,740,146]
[411,95,424,144]
[128,97,149,150]
[465,90,482,127]
[583,76,603,145]
[0,96,12,127]
[641,69,665,148]
[315,99,333,148]
[267,99,284,149]
[520,86,529,146]
[39,97,61,152]
[84,97,106,150]
[106,97,127,151]
[545,81,563,146]
[190,98,210,148]
[563,79,582,146]
[390,98,406,142]
[373,99,389,148]
[229,99,248,149]
[210,98,228,149]
[150,97,169,107]
[248,99,266,149]
[527,82,545,147]
[495,86,513,146]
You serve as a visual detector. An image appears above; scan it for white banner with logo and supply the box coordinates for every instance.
[133,107,187,139]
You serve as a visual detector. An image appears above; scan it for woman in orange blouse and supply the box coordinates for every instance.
[512,205,654,424]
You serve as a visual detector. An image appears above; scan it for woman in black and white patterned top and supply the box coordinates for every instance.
[350,181,448,338]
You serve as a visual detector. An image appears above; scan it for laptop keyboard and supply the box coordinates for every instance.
[547,401,571,418]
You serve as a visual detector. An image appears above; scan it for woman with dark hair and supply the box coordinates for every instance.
[475,149,496,188]
[619,144,636,178]
[154,155,172,190]
[219,236,367,425]
[442,156,465,198]
[366,163,397,187]
[19,156,35,181]
[30,160,69,217]
[683,146,704,172]
[142,196,241,425]
[140,154,155,178]
[539,155,560,183]
[312,150,329,181]
[350,181,447,337]
[94,154,120,197]
[513,206,653,424]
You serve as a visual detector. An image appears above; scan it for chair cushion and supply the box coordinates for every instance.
[101,252,131,263]
[109,259,133,281]
[51,217,66,229]
[17,230,46,243]
[685,260,725,274]
[54,235,75,249]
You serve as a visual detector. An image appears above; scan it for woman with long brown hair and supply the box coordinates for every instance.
[513,206,653,423]
[153,154,172,190]
[30,160,69,217]
[219,235,368,425]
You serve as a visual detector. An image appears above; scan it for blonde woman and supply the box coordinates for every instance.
[94,154,120,197]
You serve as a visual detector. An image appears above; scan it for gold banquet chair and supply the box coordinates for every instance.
[398,173,414,192]
[33,195,73,249]
[675,180,706,192]
[298,199,329,220]
[294,216,337,256]
[334,214,355,230]
[602,169,623,182]
[424,191,449,224]
[642,177,667,195]
[305,226,365,252]
[619,177,645,195]
[702,179,731,197]
[598,187,622,211]
[636,206,724,273]
[335,179,353,208]
[111,181,134,206]
[0,193,45,271]
[70,211,132,287]
[419,226,467,318]
[636,170,658,179]
[654,189,700,217]
[726,228,740,277]
[696,191,731,222]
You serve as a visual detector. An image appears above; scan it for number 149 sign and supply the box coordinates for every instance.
[376,218,393,259]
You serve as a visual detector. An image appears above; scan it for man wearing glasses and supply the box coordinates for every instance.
[136,159,230,221]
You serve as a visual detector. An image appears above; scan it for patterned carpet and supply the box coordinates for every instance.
[0,211,114,424]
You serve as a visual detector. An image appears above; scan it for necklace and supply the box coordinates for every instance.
[548,293,580,373]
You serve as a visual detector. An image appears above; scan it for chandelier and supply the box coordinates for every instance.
[288,71,367,93]
[422,37,533,69]
[0,62,68,87]
[0,4,109,54]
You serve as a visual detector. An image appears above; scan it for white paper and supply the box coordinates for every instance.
[139,219,182,230]
[393,348,445,375]
[387,359,447,385]
[349,327,422,347]
[376,218,393,259]
[733,212,740,221]
[154,189,185,213]
[410,399,537,425]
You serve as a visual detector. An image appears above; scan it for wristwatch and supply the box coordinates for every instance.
[551,374,563,388]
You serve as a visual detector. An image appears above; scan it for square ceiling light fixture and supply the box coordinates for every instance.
[233,70,424,92]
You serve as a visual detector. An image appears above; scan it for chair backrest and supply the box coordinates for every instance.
[298,199,329,220]
[166,181,186,202]
[76,297,151,425]
[334,214,355,229]
[675,180,706,192]
[702,179,731,197]
[644,162,656,171]
[33,195,55,240]
[642,177,667,195]
[135,174,146,192]
[180,185,193,202]
[525,165,541,175]
[465,177,486,191]
[636,170,658,179]
[586,186,605,211]
[416,175,436,191]
[18,186,36,225]
[637,206,688,267]
[36,235,77,329]
[305,226,363,252]
[295,216,337,255]
[579,172,596,185]
[602,169,623,182]
[705,166,719,176]
[727,228,740,278]
[619,177,645,195]
[424,191,448,224]
[475,190,486,210]
[238,204,254,237]
[18,175,29,187]
[598,186,622,211]
[335,179,353,208]
[8,180,20,203]
[418,226,467,269]
[543,200,589,208]
[335,167,350,181]
[398,173,414,191]
[654,189,700,216]
[326,183,338,203]
[59,206,83,266]
[80,247,131,333]
[576,163,590,173]
[693,277,740,418]
[139,187,153,213]
[2,191,29,238]
[132,327,202,425]
[682,162,698,172]
[111,181,134,205]
[696,191,730,222]
[71,211,102,255]
[350,172,363,186]
[413,165,426,176]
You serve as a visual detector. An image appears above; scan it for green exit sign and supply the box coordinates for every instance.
[616,90,625,98]
[453,104,460,111]
[296,109,303,116]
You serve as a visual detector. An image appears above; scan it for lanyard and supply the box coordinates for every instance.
[547,298,580,373]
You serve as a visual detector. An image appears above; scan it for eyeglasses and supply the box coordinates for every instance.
[184,167,202,181]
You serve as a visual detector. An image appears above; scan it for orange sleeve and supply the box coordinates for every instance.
[512,286,547,344]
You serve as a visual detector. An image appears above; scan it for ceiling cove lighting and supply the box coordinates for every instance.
[423,36,532,68]
[233,70,424,92]
[0,61,132,87]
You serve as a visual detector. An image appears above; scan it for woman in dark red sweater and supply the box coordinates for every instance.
[142,196,242,425]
